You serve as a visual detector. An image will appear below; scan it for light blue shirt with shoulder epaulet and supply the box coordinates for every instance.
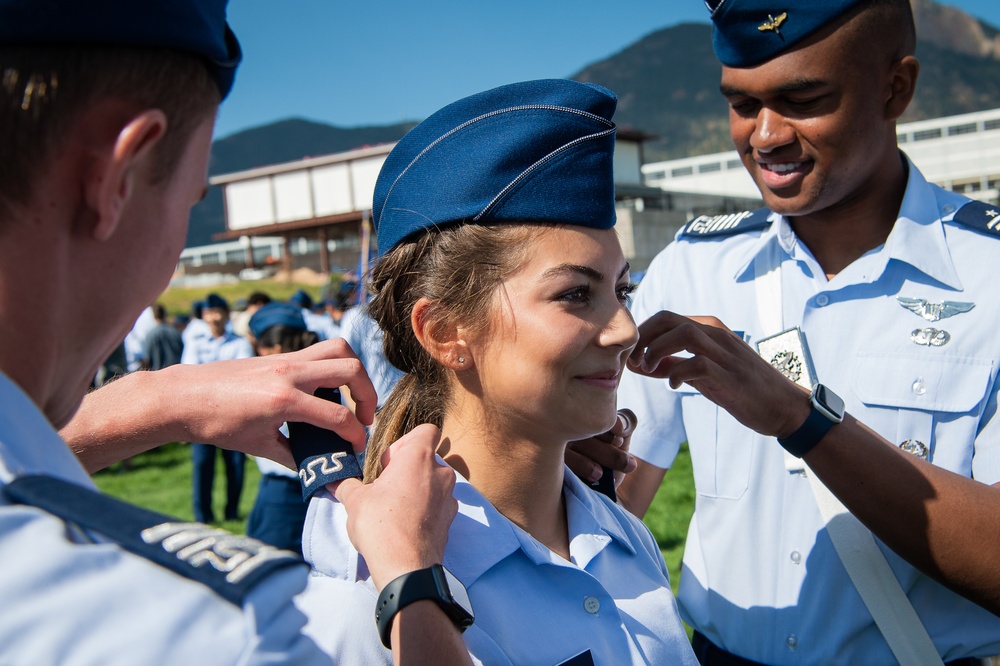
[0,371,333,665]
[619,156,1000,664]
[296,465,698,665]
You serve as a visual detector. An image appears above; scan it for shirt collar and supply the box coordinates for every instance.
[735,155,963,290]
[0,372,93,486]
[443,467,636,585]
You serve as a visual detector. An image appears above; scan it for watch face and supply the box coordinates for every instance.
[438,566,474,619]
[814,384,845,422]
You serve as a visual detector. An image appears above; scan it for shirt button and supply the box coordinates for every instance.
[815,294,829,307]
[786,635,799,651]
[912,378,926,395]
[790,550,802,564]
[584,596,601,614]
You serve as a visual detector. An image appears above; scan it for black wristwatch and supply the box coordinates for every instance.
[375,564,475,649]
[777,384,845,458]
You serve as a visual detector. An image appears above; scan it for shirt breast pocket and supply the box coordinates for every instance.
[679,387,754,500]
[851,352,993,466]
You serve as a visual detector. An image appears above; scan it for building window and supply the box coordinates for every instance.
[726,159,743,169]
[947,123,977,136]
[985,118,1000,131]
[913,128,943,141]
[698,162,722,173]
[646,170,666,180]
[897,133,909,143]
[671,166,694,177]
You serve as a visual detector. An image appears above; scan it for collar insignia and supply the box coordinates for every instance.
[758,12,787,34]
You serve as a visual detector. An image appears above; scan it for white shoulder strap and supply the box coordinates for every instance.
[754,245,943,666]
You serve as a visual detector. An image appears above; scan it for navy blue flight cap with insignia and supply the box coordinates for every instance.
[0,0,241,98]
[248,302,307,339]
[373,79,618,255]
[707,0,865,68]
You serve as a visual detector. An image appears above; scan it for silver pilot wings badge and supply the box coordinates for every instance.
[896,296,974,322]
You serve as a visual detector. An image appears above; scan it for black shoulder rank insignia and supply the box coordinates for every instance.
[3,475,305,606]
[950,200,1000,236]
[678,207,772,239]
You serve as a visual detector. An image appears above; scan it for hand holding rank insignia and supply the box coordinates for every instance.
[287,387,363,500]
[755,327,817,391]
[628,310,810,439]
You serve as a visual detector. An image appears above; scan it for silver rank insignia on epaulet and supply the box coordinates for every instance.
[678,207,772,239]
[950,200,1000,235]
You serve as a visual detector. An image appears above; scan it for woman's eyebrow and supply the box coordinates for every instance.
[541,262,631,282]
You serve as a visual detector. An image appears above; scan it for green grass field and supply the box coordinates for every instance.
[93,442,695,592]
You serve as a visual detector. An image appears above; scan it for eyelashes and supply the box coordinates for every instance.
[558,281,636,305]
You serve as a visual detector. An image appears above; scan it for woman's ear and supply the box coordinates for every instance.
[85,109,168,242]
[411,297,472,370]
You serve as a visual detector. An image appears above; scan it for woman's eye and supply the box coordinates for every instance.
[617,282,637,305]
[559,286,591,303]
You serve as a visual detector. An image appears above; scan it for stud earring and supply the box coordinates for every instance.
[458,357,466,364]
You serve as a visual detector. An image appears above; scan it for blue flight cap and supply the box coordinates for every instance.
[0,0,241,98]
[248,303,307,339]
[289,289,314,310]
[373,79,618,255]
[204,293,229,311]
[707,0,865,68]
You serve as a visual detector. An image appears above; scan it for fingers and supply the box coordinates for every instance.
[379,423,443,469]
[291,393,370,452]
[282,340,379,426]
[567,434,634,475]
[565,447,602,483]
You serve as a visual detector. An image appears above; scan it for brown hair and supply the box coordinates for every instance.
[0,45,219,219]
[255,325,320,354]
[362,222,540,482]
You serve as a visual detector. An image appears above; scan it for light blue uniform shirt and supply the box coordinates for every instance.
[339,306,404,408]
[297,464,697,665]
[181,329,254,366]
[302,309,340,342]
[619,159,1000,664]
[0,372,332,665]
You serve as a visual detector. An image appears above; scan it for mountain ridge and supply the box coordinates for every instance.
[187,2,1000,247]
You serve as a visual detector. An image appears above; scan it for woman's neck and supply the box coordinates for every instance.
[439,411,572,560]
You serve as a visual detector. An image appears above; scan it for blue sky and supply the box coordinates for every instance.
[215,1,1000,139]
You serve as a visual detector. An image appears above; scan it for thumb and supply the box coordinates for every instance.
[617,409,636,437]
[332,477,363,506]
[380,423,442,469]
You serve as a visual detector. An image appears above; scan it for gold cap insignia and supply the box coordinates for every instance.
[758,12,788,34]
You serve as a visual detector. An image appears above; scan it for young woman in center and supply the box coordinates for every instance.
[297,79,696,665]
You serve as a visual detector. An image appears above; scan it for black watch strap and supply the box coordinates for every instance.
[375,564,474,649]
[777,384,845,458]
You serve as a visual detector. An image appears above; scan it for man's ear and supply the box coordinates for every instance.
[885,55,919,121]
[411,297,472,370]
[85,109,168,242]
